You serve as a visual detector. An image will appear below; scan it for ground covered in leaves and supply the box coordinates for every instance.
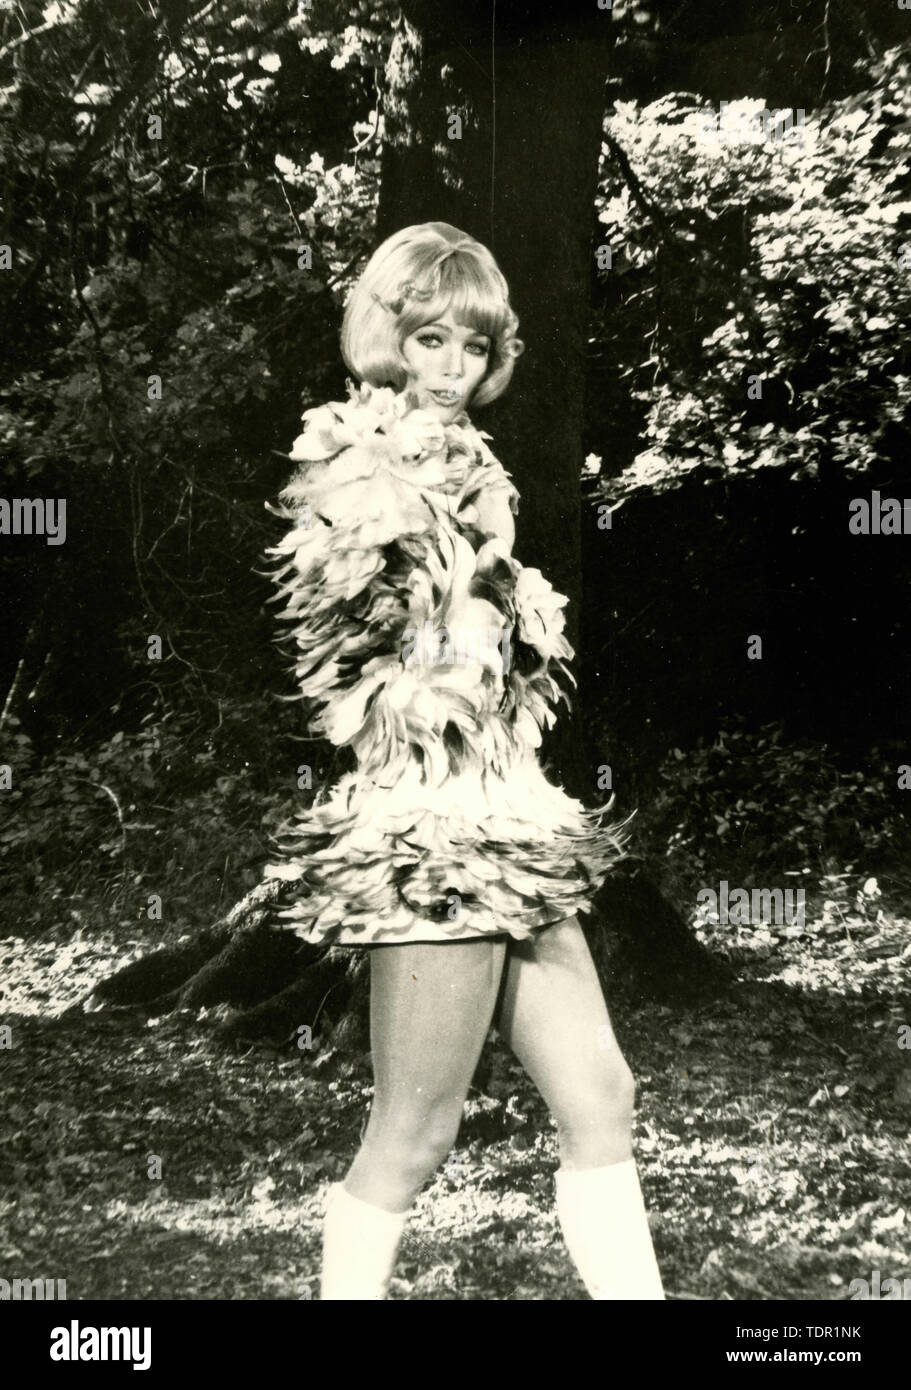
[1,875,910,1301]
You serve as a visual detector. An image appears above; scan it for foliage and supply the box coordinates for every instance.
[0,0,390,730]
[0,703,328,936]
[637,715,911,892]
[591,46,911,503]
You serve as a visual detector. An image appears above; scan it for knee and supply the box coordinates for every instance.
[554,1056,637,1162]
[587,1054,637,1131]
[365,1103,461,1180]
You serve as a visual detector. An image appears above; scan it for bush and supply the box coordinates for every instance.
[0,700,332,938]
[638,716,911,894]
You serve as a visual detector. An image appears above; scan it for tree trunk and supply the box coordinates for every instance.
[377,0,607,797]
[77,877,371,1048]
[81,0,728,1041]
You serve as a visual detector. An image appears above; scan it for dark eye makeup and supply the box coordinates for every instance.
[415,330,490,354]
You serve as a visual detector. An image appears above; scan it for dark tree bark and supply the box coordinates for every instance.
[77,875,372,1048]
[377,0,607,800]
[83,0,728,1039]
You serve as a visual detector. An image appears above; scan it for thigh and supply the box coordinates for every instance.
[494,916,633,1132]
[368,935,509,1122]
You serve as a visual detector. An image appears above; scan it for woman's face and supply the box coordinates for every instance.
[400,308,491,422]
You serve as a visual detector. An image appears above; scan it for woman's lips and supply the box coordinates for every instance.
[428,388,461,405]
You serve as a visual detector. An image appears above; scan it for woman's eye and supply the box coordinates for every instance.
[414,333,488,354]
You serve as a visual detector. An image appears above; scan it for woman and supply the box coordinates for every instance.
[264,221,665,1302]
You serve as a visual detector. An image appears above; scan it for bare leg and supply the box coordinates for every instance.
[344,934,509,1212]
[495,914,664,1299]
[495,914,635,1168]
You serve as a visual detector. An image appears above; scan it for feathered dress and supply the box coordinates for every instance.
[262,380,632,945]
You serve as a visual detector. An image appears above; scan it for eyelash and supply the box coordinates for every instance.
[417,333,489,356]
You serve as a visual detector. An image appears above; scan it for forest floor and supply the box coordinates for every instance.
[1,878,910,1301]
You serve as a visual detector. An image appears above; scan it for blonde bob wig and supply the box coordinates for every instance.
[341,222,524,408]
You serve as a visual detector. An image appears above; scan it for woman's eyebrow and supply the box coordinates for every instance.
[421,322,490,339]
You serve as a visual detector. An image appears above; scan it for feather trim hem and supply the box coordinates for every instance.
[263,756,633,945]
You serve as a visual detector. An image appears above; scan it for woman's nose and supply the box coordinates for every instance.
[443,346,463,378]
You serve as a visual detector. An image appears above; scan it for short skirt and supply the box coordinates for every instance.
[263,753,632,947]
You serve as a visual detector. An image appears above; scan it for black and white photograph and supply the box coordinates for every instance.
[1,0,910,1347]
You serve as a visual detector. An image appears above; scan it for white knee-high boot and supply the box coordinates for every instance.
[555,1158,665,1300]
[320,1181,411,1300]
